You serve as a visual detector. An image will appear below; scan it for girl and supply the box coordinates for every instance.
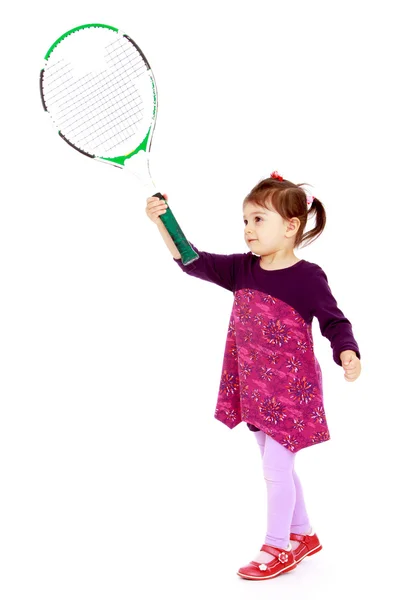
[145,171,361,580]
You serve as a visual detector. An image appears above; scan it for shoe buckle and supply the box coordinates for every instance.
[259,564,268,571]
[278,552,289,564]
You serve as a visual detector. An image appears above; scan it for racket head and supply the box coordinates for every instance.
[40,24,157,167]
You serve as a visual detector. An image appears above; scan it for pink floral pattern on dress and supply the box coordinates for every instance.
[214,289,329,452]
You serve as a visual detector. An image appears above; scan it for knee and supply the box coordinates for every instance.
[263,464,293,484]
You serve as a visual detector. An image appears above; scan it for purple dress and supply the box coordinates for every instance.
[174,246,360,452]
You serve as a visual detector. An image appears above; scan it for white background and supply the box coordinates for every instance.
[0,1,400,598]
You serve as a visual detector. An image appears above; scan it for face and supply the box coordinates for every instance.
[243,201,288,254]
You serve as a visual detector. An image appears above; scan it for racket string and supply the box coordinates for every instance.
[45,53,145,114]
[45,36,144,105]
[59,83,143,140]
[62,77,145,150]
[78,103,144,150]
[98,109,146,153]
[43,33,151,155]
[54,65,144,131]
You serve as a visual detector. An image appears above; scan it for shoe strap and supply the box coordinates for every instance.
[260,544,290,558]
[289,533,306,542]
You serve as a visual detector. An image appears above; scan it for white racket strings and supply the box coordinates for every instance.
[42,29,149,157]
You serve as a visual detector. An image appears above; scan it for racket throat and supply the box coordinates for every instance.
[97,151,156,193]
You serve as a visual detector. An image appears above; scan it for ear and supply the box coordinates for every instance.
[285,217,301,239]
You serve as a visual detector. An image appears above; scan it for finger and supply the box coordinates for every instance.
[147,198,166,208]
[147,196,166,204]
[145,210,167,223]
[148,202,167,212]
[147,204,167,215]
[150,194,168,204]
[150,207,167,216]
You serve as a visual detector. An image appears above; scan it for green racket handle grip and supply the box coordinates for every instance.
[153,193,199,265]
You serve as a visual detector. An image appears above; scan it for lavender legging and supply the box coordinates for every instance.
[254,430,311,549]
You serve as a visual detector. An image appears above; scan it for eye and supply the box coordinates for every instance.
[244,216,262,225]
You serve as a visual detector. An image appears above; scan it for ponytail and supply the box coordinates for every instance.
[299,198,326,248]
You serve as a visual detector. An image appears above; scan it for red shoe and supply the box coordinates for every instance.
[237,544,297,580]
[290,532,322,564]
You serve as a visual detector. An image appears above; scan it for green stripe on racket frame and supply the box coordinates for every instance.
[40,23,198,265]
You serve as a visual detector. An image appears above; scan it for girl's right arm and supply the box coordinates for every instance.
[145,194,244,292]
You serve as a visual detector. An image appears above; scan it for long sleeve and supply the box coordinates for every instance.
[311,267,361,366]
[173,243,245,292]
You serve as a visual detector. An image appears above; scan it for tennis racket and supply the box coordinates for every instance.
[39,23,198,265]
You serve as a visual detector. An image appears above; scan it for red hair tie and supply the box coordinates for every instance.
[270,170,284,181]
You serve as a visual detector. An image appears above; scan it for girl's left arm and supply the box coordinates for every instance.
[311,267,361,372]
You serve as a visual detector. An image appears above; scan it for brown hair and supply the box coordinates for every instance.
[243,176,326,248]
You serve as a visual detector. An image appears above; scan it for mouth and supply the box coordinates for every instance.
[247,239,257,242]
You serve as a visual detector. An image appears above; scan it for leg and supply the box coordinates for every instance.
[250,432,320,568]
[262,434,296,549]
[290,470,315,552]
[252,433,296,563]
[291,470,312,535]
